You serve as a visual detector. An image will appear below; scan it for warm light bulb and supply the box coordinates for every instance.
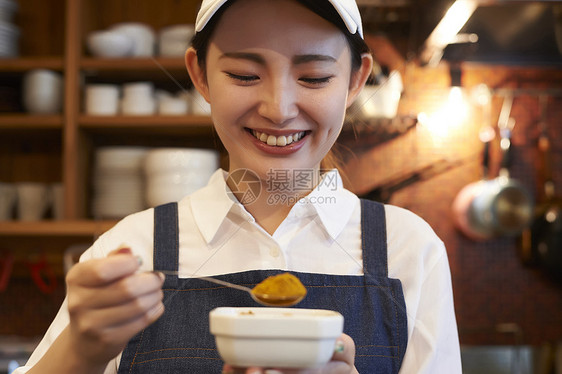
[418,87,469,139]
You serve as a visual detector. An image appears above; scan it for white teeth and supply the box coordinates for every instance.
[251,130,305,147]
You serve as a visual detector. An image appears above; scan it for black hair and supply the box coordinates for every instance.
[191,0,370,72]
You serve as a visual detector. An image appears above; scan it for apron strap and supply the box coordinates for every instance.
[360,199,388,277]
[153,202,179,273]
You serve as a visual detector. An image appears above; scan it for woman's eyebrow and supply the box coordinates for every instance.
[219,52,336,65]
[220,52,265,65]
[292,54,337,65]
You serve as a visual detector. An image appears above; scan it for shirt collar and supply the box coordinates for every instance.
[292,169,358,241]
[189,169,358,244]
[189,169,250,244]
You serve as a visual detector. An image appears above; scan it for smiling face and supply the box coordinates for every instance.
[187,0,370,182]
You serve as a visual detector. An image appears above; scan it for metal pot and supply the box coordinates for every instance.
[453,164,534,241]
[470,174,534,237]
[453,95,534,240]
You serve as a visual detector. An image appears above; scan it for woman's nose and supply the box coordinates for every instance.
[257,79,298,125]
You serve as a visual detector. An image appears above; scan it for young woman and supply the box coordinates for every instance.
[15,0,461,373]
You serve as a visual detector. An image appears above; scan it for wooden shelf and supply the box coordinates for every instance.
[0,57,64,71]
[0,114,64,129]
[79,114,212,126]
[78,115,215,136]
[0,220,118,237]
[80,57,190,82]
[81,57,185,71]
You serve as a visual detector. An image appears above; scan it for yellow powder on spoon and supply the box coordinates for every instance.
[251,272,307,301]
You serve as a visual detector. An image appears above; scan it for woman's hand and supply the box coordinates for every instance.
[65,247,165,367]
[222,333,359,374]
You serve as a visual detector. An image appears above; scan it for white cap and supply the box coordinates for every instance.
[195,0,364,38]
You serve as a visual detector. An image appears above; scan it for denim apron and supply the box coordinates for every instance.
[118,199,408,373]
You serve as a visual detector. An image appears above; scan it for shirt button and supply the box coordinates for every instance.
[269,247,280,257]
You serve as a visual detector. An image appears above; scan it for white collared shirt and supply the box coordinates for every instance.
[15,169,462,374]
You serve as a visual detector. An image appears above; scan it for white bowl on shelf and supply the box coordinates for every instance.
[92,199,145,219]
[95,147,148,172]
[110,22,155,57]
[22,69,63,114]
[158,24,194,57]
[93,177,144,194]
[0,0,18,23]
[87,30,134,58]
[0,21,19,58]
[121,96,156,115]
[145,172,214,207]
[85,84,120,115]
[122,81,154,98]
[144,148,219,176]
[147,172,213,187]
[210,307,344,369]
[158,96,188,115]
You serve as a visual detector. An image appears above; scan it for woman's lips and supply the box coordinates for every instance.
[245,128,309,155]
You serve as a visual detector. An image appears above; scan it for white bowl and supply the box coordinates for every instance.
[110,22,155,57]
[95,147,148,172]
[159,24,194,40]
[122,81,154,98]
[121,97,156,115]
[0,0,18,23]
[147,171,213,187]
[92,199,145,219]
[210,307,343,369]
[144,148,219,175]
[85,84,120,115]
[22,69,63,114]
[158,97,188,115]
[87,30,134,58]
[158,24,194,57]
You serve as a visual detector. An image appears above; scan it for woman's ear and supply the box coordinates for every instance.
[346,53,373,109]
[185,47,210,102]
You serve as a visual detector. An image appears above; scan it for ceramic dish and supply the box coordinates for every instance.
[209,307,343,369]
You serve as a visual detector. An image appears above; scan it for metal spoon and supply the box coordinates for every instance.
[158,271,306,307]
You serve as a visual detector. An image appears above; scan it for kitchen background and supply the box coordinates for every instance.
[0,0,561,373]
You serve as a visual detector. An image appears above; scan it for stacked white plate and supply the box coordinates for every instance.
[0,0,19,57]
[121,81,156,115]
[92,147,148,219]
[144,148,219,207]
